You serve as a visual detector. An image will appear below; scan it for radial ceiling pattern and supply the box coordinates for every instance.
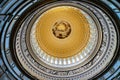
[0,0,120,80]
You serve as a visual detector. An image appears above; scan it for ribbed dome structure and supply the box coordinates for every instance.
[0,0,120,80]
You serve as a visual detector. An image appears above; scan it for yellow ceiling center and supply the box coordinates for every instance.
[35,6,90,58]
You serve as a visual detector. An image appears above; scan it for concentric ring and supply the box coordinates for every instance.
[14,1,118,80]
